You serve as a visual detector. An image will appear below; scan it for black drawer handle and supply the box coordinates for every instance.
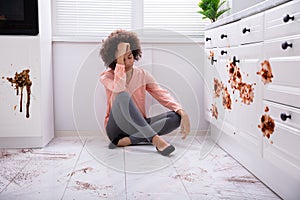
[211,58,217,65]
[280,113,291,121]
[220,34,227,39]
[281,41,293,50]
[233,56,240,66]
[206,37,211,41]
[242,28,250,34]
[283,14,294,23]
[221,50,227,55]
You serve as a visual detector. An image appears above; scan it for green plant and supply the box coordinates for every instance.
[198,0,231,22]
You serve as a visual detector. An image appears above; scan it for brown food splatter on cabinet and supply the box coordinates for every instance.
[228,61,243,91]
[239,83,255,105]
[213,78,223,98]
[265,106,269,112]
[257,60,273,84]
[222,86,232,110]
[6,69,32,118]
[227,60,255,105]
[210,103,218,119]
[258,114,275,139]
[208,50,214,60]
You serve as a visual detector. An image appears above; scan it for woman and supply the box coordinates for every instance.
[100,30,190,156]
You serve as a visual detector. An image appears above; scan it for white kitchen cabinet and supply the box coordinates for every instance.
[204,0,300,199]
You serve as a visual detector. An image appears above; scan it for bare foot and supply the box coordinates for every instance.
[117,137,131,147]
[152,135,170,151]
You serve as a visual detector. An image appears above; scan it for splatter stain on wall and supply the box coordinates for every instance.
[6,69,32,118]
[257,60,273,84]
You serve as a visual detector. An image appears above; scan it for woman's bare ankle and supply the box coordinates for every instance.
[117,137,131,147]
[152,135,169,151]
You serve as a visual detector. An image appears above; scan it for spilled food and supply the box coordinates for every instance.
[222,86,232,110]
[257,60,273,84]
[258,106,275,141]
[227,60,255,105]
[210,103,218,119]
[6,69,32,118]
[214,78,223,98]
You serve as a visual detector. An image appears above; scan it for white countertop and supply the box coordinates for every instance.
[205,0,292,30]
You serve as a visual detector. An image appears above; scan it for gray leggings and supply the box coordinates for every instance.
[106,91,181,145]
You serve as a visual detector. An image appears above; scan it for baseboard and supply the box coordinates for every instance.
[54,130,101,137]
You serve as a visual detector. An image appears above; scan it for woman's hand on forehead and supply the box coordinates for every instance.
[116,42,130,57]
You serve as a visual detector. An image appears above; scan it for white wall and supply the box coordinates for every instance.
[230,0,266,14]
[53,41,208,134]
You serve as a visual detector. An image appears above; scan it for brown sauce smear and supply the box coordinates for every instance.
[258,113,275,139]
[238,83,255,105]
[227,60,255,105]
[257,60,273,84]
[213,78,223,98]
[210,103,218,119]
[6,69,32,118]
[222,86,232,110]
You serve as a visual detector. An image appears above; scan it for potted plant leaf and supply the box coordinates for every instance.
[198,0,231,22]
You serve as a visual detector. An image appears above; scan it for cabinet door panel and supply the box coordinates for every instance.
[264,36,300,108]
[263,101,300,181]
[230,44,263,150]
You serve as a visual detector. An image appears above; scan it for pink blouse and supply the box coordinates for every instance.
[100,64,183,128]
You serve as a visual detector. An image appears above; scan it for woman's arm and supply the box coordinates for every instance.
[100,43,130,105]
[145,71,190,138]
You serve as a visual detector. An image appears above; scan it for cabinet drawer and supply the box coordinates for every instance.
[265,0,300,40]
[264,35,300,58]
[262,100,300,179]
[216,21,240,48]
[205,28,219,48]
[239,12,264,44]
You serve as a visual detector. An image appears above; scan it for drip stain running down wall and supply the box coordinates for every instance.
[6,69,32,118]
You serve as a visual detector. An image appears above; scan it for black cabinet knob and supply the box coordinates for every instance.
[242,27,251,34]
[233,56,240,66]
[283,14,294,23]
[211,58,217,65]
[220,34,227,39]
[206,37,211,41]
[280,113,291,121]
[281,41,293,50]
[221,50,227,55]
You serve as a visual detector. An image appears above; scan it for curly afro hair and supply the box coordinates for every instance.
[100,30,142,70]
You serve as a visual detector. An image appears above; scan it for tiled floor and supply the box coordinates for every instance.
[0,132,280,200]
